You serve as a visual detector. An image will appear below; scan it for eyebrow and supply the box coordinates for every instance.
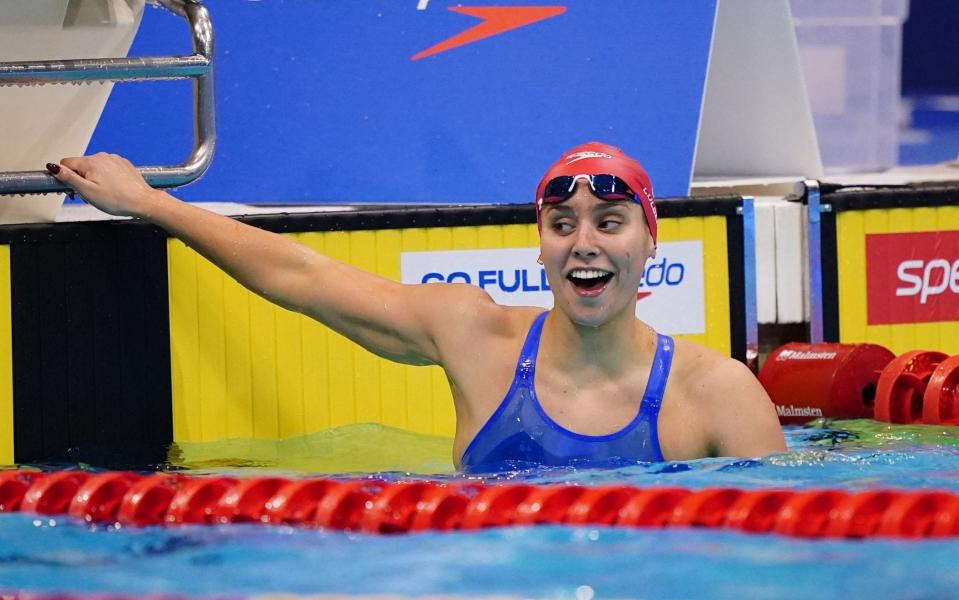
[545,202,629,215]
[544,205,574,216]
[594,201,629,212]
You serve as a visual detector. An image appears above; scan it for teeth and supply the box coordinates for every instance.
[569,269,610,279]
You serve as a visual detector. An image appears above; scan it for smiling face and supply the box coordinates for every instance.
[539,182,656,327]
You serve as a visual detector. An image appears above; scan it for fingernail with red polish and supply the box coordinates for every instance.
[46,163,61,175]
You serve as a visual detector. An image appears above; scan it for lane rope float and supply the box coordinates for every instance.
[3,470,959,539]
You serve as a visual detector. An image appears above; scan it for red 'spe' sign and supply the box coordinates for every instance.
[866,231,959,325]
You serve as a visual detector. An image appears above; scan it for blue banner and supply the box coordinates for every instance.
[88,1,716,204]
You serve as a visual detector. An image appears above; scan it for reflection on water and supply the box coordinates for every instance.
[809,418,959,449]
[161,419,959,492]
[168,423,456,476]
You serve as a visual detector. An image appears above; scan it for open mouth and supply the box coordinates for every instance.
[567,268,614,292]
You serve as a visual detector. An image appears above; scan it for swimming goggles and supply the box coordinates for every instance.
[539,173,636,207]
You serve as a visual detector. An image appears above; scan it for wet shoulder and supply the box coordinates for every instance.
[667,337,743,406]
[661,338,780,458]
[432,286,544,366]
[455,286,544,340]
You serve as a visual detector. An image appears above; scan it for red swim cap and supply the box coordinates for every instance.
[535,142,657,242]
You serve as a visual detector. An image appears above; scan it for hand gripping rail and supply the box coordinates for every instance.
[0,0,215,195]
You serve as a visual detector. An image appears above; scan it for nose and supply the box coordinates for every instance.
[572,222,599,259]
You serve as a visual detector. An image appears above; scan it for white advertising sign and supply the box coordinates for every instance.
[401,247,552,308]
[400,241,705,335]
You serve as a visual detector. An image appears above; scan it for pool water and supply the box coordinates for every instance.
[170,423,457,476]
[4,421,959,599]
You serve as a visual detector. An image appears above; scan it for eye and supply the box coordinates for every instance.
[598,218,622,231]
[552,220,574,234]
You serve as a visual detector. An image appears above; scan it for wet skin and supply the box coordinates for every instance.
[49,154,787,467]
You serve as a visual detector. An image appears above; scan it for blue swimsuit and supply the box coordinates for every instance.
[460,312,673,472]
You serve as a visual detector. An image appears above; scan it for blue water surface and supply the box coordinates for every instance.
[3,422,959,599]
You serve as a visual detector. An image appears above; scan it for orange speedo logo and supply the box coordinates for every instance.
[412,6,567,61]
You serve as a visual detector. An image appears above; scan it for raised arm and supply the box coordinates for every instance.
[48,153,495,366]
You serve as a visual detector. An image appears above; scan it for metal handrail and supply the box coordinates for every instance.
[0,0,215,195]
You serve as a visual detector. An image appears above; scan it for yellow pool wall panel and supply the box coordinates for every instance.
[835,206,959,355]
[0,245,12,464]
[169,217,732,443]
[661,215,731,356]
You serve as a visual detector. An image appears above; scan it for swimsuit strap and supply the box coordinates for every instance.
[636,333,674,425]
[514,311,549,382]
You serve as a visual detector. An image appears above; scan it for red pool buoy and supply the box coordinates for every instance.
[117,473,185,526]
[359,481,436,534]
[565,486,638,525]
[312,480,385,531]
[165,476,236,524]
[20,471,91,516]
[723,490,793,533]
[773,489,849,538]
[758,343,895,424]
[824,490,898,538]
[212,476,289,524]
[407,483,479,532]
[0,471,44,512]
[670,488,744,528]
[874,351,948,424]
[922,355,959,425]
[616,487,691,527]
[68,471,142,523]
[514,485,586,525]
[877,491,959,538]
[263,478,339,524]
[461,484,536,530]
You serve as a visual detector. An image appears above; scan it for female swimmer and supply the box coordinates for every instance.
[46,142,786,471]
